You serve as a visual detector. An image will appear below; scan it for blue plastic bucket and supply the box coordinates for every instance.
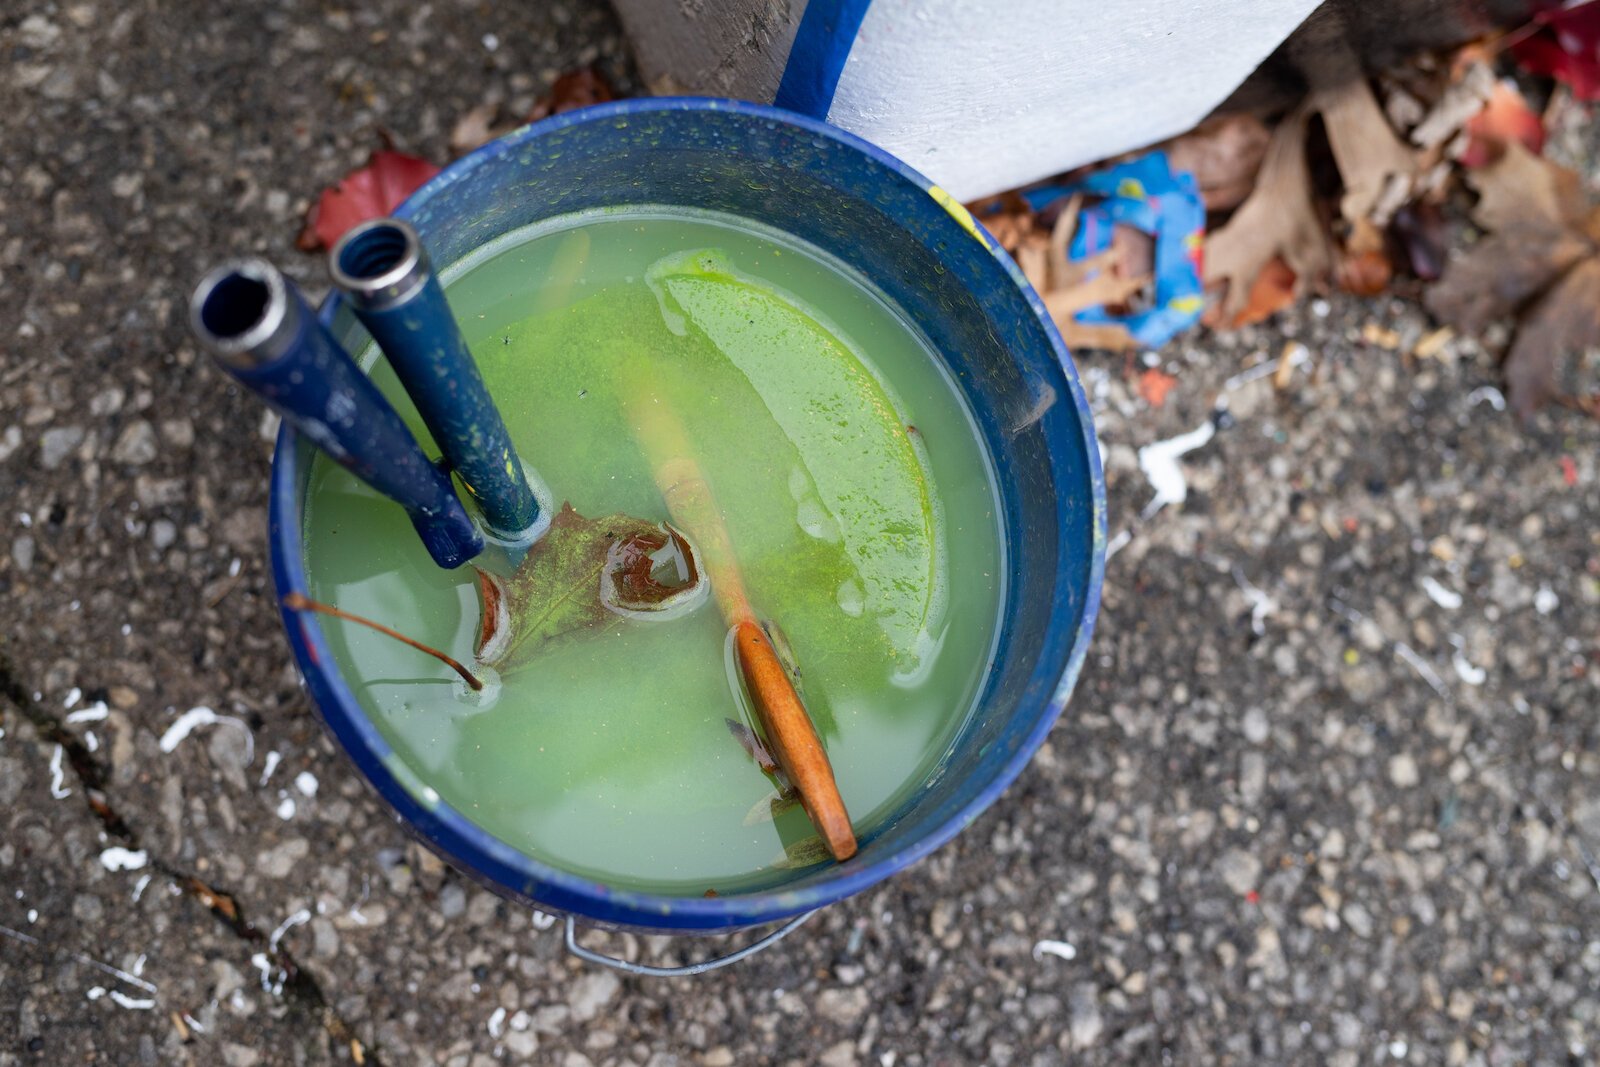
[269,98,1105,936]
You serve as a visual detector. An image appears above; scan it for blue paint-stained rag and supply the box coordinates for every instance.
[1023,152,1206,349]
[773,0,874,119]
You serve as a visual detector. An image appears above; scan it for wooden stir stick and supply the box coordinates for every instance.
[626,388,858,862]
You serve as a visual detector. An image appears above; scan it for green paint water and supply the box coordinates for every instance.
[302,209,1004,894]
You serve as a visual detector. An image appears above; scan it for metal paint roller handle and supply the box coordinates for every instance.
[191,260,484,570]
[329,218,543,543]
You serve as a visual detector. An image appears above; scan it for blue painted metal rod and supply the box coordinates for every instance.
[191,260,483,570]
[329,219,542,542]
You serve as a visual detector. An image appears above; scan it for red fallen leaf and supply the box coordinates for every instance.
[1513,0,1600,101]
[296,150,440,252]
[526,66,616,123]
[1137,367,1178,408]
[1461,79,1546,167]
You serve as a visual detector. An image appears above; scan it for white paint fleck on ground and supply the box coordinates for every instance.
[1137,420,1216,519]
[158,706,253,763]
[259,750,282,786]
[269,908,311,950]
[293,771,318,797]
[1419,575,1462,610]
[48,745,70,798]
[1033,939,1078,961]
[487,1006,508,1038]
[98,847,148,872]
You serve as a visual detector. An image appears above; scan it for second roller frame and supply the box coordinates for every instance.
[330,218,542,542]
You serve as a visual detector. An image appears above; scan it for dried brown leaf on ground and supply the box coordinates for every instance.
[526,66,615,122]
[1427,142,1594,333]
[449,102,507,156]
[1469,140,1589,233]
[1203,255,1297,329]
[1337,218,1394,296]
[1427,143,1600,417]
[1203,107,1331,321]
[1409,59,1495,150]
[1164,114,1272,211]
[1503,258,1600,416]
[973,193,1149,351]
[1316,78,1420,226]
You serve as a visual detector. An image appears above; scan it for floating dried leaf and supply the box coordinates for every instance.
[725,718,779,776]
[475,503,707,671]
[742,787,803,826]
[771,834,833,870]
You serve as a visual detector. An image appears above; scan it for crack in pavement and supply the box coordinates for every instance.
[0,642,380,1065]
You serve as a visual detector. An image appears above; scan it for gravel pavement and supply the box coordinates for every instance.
[3,3,1598,1065]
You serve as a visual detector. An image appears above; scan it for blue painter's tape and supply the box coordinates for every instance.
[773,0,873,119]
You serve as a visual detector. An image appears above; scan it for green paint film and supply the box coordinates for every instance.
[302,209,1004,894]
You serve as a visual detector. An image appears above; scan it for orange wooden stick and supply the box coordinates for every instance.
[626,389,857,862]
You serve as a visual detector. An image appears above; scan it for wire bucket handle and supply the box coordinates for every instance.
[564,910,820,977]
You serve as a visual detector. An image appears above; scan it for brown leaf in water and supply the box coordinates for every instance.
[725,718,779,776]
[474,503,707,671]
[1164,114,1273,211]
[1204,107,1332,322]
[771,834,833,869]
[526,66,616,122]
[742,787,803,827]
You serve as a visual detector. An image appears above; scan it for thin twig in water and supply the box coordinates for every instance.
[281,593,483,691]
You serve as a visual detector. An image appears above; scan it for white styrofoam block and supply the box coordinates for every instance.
[827,0,1322,200]
[616,0,1320,202]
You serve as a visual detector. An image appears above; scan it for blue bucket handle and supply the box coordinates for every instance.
[564,910,819,977]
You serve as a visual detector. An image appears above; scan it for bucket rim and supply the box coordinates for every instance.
[269,95,1107,931]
